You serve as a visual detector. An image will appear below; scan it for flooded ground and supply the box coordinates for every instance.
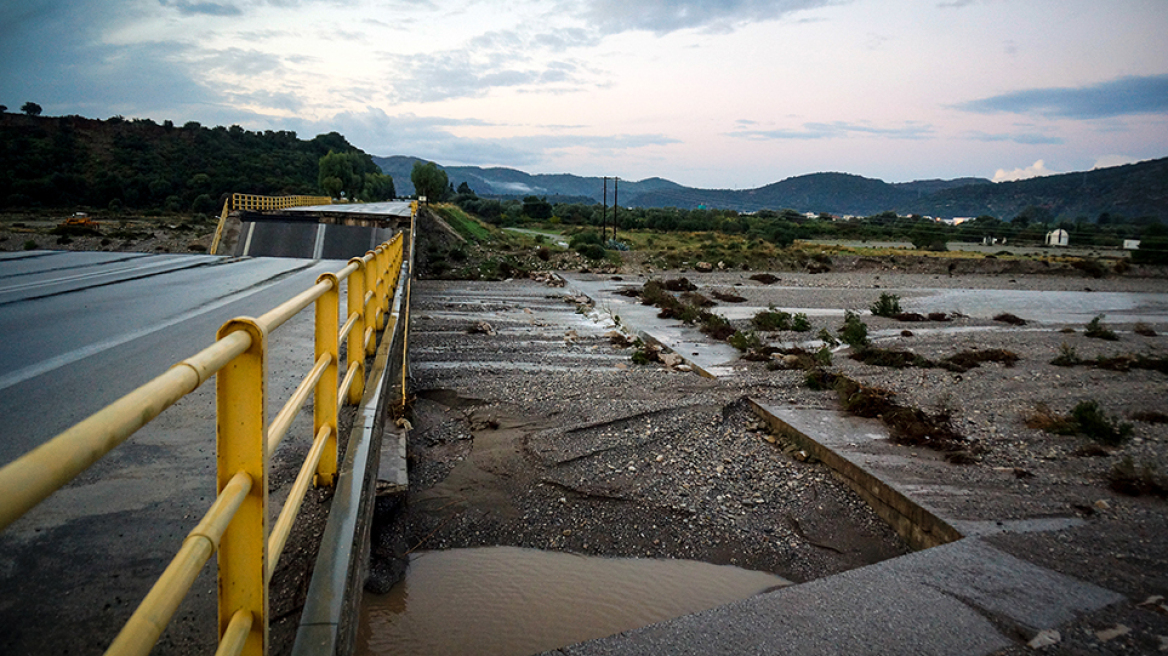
[357,546,789,656]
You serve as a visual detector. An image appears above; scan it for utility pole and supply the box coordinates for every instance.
[601,176,608,241]
[613,177,619,241]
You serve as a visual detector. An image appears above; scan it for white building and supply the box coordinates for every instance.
[1045,229,1069,247]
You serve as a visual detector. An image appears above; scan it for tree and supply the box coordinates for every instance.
[318,150,365,199]
[21,102,42,116]
[410,161,448,202]
[362,172,395,201]
[522,195,553,219]
[456,181,474,196]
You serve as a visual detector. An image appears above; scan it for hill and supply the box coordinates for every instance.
[372,155,683,202]
[0,113,378,211]
[377,154,1166,221]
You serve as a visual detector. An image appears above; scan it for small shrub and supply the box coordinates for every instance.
[1071,258,1106,279]
[23,239,37,250]
[791,313,812,332]
[870,293,902,317]
[1132,411,1168,424]
[749,273,780,285]
[752,307,792,331]
[700,313,736,341]
[577,243,606,260]
[728,330,763,352]
[817,328,839,347]
[448,247,468,262]
[1071,400,1133,445]
[536,246,551,261]
[1085,314,1118,341]
[1134,322,1157,337]
[994,313,1027,326]
[814,346,833,367]
[711,290,746,303]
[1108,456,1168,497]
[839,310,869,349]
[1024,403,1078,435]
[1051,343,1081,366]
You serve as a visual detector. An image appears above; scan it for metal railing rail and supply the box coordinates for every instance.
[0,231,405,656]
[210,193,334,255]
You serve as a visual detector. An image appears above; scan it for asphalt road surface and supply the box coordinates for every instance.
[0,249,355,654]
[0,250,348,467]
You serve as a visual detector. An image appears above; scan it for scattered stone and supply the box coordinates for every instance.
[1095,624,1130,642]
[1094,499,1111,511]
[468,321,496,336]
[695,261,714,273]
[1027,629,1061,649]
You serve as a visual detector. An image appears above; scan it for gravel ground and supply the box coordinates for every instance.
[376,262,1168,654]
[372,279,910,594]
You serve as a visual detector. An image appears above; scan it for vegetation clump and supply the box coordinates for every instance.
[1108,457,1168,497]
[803,370,976,462]
[869,292,902,318]
[838,311,870,349]
[1084,314,1119,340]
[1026,400,1133,445]
[749,273,780,285]
[994,313,1027,326]
[710,290,747,303]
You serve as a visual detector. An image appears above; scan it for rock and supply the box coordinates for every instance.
[675,364,693,372]
[695,261,714,273]
[468,321,496,336]
[1027,629,1060,649]
[1094,499,1110,511]
[660,353,684,369]
[1095,624,1130,642]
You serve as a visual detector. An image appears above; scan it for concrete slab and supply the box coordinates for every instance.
[561,274,740,377]
[557,536,1122,656]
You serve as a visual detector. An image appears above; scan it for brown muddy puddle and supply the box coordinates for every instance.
[357,546,790,656]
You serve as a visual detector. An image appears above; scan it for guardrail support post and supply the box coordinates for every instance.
[314,274,340,487]
[215,318,268,656]
[363,250,378,356]
[346,257,366,404]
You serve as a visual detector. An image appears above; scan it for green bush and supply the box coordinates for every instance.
[752,307,792,331]
[791,313,812,332]
[1084,314,1118,341]
[870,293,902,317]
[1071,400,1133,446]
[728,330,762,352]
[577,243,606,260]
[839,310,870,349]
[23,239,37,250]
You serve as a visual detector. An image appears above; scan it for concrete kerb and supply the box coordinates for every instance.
[746,399,964,551]
[567,284,720,379]
[291,258,410,656]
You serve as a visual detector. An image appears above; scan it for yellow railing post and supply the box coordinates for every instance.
[363,251,377,356]
[215,318,268,656]
[346,257,366,404]
[375,246,388,330]
[314,273,339,487]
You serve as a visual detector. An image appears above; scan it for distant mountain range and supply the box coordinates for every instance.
[374,155,1168,221]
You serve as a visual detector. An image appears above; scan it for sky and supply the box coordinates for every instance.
[1,0,1166,189]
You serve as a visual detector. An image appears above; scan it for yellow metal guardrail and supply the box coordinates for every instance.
[0,232,406,656]
[210,194,334,255]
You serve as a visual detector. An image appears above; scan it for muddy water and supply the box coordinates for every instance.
[357,546,790,656]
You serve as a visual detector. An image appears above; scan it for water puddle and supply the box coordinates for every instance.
[357,546,790,656]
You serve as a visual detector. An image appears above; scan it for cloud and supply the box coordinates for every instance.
[730,120,934,140]
[965,130,1064,145]
[992,159,1060,183]
[577,0,842,35]
[955,74,1168,119]
[1092,155,1144,170]
[161,1,243,16]
[382,29,602,102]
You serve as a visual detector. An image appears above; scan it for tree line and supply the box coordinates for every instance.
[0,111,393,213]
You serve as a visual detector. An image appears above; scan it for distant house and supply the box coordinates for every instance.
[1124,239,1141,250]
[1045,229,1069,247]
